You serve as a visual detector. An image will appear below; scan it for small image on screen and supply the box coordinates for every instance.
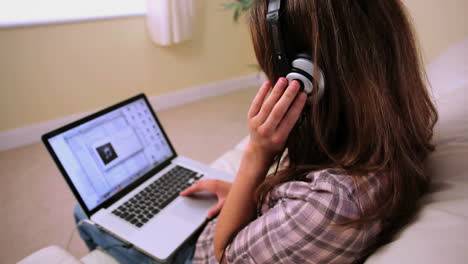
[97,143,118,165]
[48,98,174,211]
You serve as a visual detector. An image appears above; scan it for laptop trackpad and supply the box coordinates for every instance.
[170,196,216,221]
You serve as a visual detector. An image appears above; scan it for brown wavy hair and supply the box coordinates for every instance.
[249,0,438,244]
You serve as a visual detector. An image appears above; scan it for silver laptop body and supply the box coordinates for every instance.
[42,94,234,261]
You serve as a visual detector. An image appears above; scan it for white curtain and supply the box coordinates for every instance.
[146,0,194,46]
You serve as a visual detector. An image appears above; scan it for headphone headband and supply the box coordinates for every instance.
[266,0,290,77]
[266,0,326,98]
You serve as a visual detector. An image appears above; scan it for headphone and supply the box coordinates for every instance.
[266,0,326,99]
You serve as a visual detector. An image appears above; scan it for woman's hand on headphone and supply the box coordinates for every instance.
[246,78,307,164]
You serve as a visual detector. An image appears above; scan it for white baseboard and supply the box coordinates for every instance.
[150,73,265,110]
[0,73,265,152]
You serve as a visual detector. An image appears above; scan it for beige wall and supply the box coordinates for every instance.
[0,0,467,132]
[403,0,468,63]
[0,2,257,132]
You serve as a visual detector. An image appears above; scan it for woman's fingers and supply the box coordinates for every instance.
[261,80,301,132]
[179,179,227,219]
[179,180,212,196]
[179,184,198,196]
[180,179,231,197]
[276,91,307,139]
[247,81,271,119]
[255,78,288,125]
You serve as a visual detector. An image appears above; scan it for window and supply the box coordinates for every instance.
[0,0,146,28]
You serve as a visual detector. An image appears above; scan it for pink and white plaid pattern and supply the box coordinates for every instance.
[193,169,383,264]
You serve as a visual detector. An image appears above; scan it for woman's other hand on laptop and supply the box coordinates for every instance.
[180,179,232,219]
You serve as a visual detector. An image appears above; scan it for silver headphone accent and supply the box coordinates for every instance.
[286,58,326,99]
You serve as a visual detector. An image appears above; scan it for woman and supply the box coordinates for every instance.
[75,0,437,263]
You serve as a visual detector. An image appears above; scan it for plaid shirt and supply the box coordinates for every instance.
[192,169,383,264]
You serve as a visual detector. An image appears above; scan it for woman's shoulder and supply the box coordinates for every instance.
[268,168,382,208]
[245,169,384,263]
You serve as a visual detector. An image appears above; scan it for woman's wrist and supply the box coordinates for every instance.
[244,139,277,164]
[241,146,274,177]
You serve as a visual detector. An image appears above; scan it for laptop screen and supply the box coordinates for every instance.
[47,97,174,211]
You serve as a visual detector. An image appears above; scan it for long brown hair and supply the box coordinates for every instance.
[249,0,438,242]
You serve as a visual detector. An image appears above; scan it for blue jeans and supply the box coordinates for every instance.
[74,204,195,264]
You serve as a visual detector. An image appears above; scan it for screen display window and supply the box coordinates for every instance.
[48,99,173,211]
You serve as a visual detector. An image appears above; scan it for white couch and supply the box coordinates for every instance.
[365,38,468,264]
[18,37,468,264]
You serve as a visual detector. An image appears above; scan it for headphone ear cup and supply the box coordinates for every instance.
[288,57,326,100]
[286,72,313,94]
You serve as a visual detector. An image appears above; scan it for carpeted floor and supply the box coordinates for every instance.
[0,87,257,263]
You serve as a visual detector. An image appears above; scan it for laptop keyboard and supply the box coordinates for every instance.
[112,165,203,228]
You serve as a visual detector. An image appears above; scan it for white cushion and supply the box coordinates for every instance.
[80,248,119,264]
[366,37,468,263]
[426,37,468,101]
[17,245,83,264]
[211,149,244,176]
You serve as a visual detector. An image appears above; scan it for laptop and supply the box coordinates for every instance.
[42,93,235,261]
